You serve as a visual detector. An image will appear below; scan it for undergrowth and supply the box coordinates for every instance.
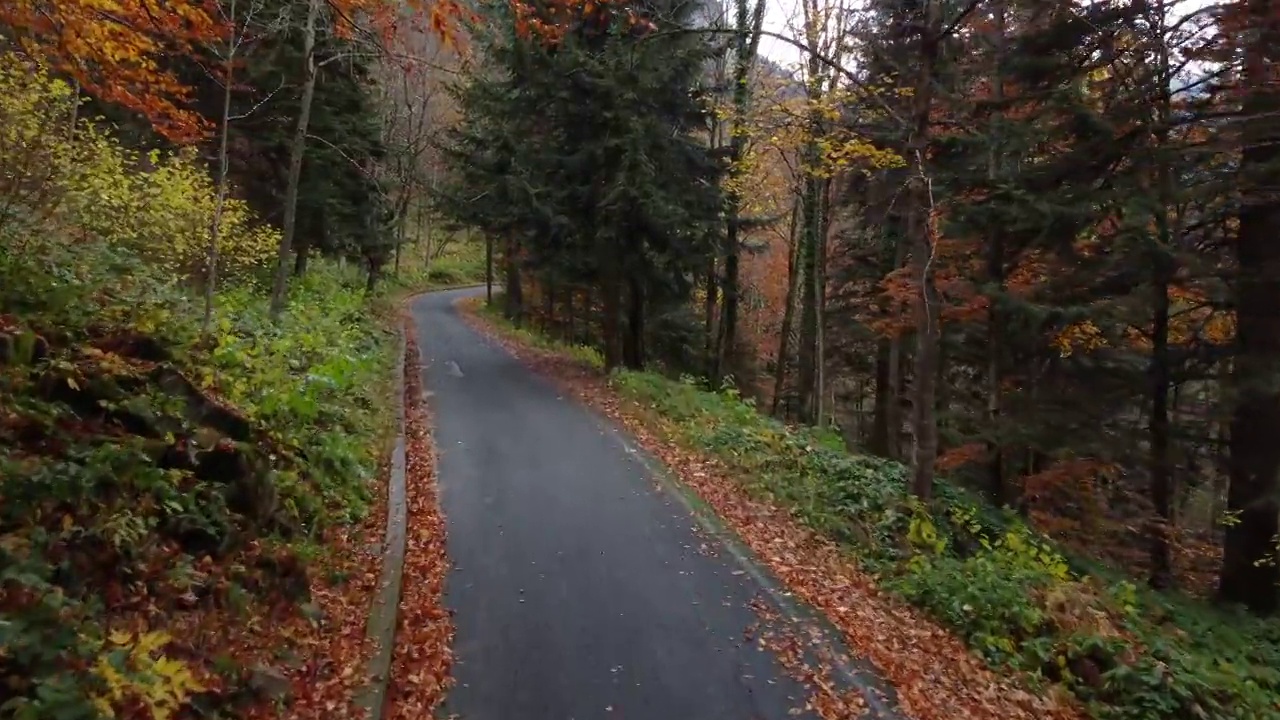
[0,259,398,719]
[474,299,605,368]
[614,372,1280,720]
[387,234,487,292]
[1,60,400,719]
[473,304,1280,720]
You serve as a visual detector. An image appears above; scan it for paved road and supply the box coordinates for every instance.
[411,287,814,720]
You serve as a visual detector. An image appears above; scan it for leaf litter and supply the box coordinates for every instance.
[383,324,456,718]
[460,298,1083,720]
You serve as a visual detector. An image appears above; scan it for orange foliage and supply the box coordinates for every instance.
[509,0,653,44]
[935,442,987,473]
[0,0,472,142]
[1023,458,1120,539]
[1,0,225,141]
[867,234,988,337]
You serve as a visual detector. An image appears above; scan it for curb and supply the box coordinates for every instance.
[602,424,903,719]
[355,319,410,719]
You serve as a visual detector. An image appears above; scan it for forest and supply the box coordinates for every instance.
[436,0,1280,716]
[0,0,469,716]
[2,0,1279,717]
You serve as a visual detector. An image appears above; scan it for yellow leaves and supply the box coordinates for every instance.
[816,136,904,177]
[1053,320,1107,358]
[93,630,207,720]
[0,59,278,284]
[908,503,948,555]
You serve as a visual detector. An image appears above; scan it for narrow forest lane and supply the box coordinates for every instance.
[410,287,822,720]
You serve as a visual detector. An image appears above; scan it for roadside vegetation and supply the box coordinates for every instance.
[435,0,1280,713]
[469,298,1280,720]
[0,46,472,717]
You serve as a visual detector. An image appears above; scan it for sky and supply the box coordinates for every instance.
[759,0,806,69]
[753,0,1216,79]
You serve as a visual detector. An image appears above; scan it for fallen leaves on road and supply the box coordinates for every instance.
[384,326,456,719]
[749,597,870,720]
[461,300,1083,720]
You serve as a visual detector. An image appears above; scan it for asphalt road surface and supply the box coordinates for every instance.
[411,287,816,720]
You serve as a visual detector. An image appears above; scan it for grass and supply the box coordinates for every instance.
[472,298,606,368]
[388,233,488,293]
[470,302,1280,720]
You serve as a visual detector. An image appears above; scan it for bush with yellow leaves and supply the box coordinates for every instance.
[0,56,278,289]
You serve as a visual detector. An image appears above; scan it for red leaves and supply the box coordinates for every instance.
[463,301,1084,720]
[384,328,455,719]
[251,522,384,719]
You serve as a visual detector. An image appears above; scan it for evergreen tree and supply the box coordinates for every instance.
[437,0,724,370]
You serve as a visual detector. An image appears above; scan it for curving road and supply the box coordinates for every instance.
[411,287,830,720]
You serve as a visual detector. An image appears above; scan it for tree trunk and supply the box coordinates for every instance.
[365,256,381,294]
[1220,0,1280,615]
[984,0,1008,504]
[544,274,556,333]
[293,239,309,276]
[600,246,623,371]
[1149,253,1174,590]
[813,180,829,428]
[268,0,320,319]
[796,171,821,422]
[203,5,236,335]
[1148,6,1176,591]
[870,340,894,456]
[715,230,740,382]
[906,0,942,501]
[703,256,718,373]
[624,274,645,370]
[485,232,494,305]
[872,218,907,460]
[772,195,802,418]
[504,234,523,323]
[713,0,764,385]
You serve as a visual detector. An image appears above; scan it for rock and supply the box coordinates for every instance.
[248,664,292,701]
[300,601,325,627]
[92,332,171,362]
[150,364,251,441]
[0,330,51,365]
[255,551,311,603]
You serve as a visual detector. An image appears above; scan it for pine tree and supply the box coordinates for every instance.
[437,0,724,370]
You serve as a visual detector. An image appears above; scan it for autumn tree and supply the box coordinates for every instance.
[0,0,223,140]
[705,0,767,385]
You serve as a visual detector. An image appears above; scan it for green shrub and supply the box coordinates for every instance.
[607,366,1280,720]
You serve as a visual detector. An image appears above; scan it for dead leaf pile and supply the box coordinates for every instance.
[243,462,389,718]
[384,327,456,719]
[461,300,1084,720]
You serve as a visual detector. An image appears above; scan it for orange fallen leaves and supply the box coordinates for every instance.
[253,485,386,719]
[384,326,456,718]
[462,300,1084,720]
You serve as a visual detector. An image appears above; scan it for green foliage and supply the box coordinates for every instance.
[477,300,604,368]
[168,0,398,273]
[607,364,1280,720]
[435,0,725,370]
[201,266,396,522]
[386,234,488,292]
[0,261,397,718]
[0,55,401,720]
[0,58,278,290]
